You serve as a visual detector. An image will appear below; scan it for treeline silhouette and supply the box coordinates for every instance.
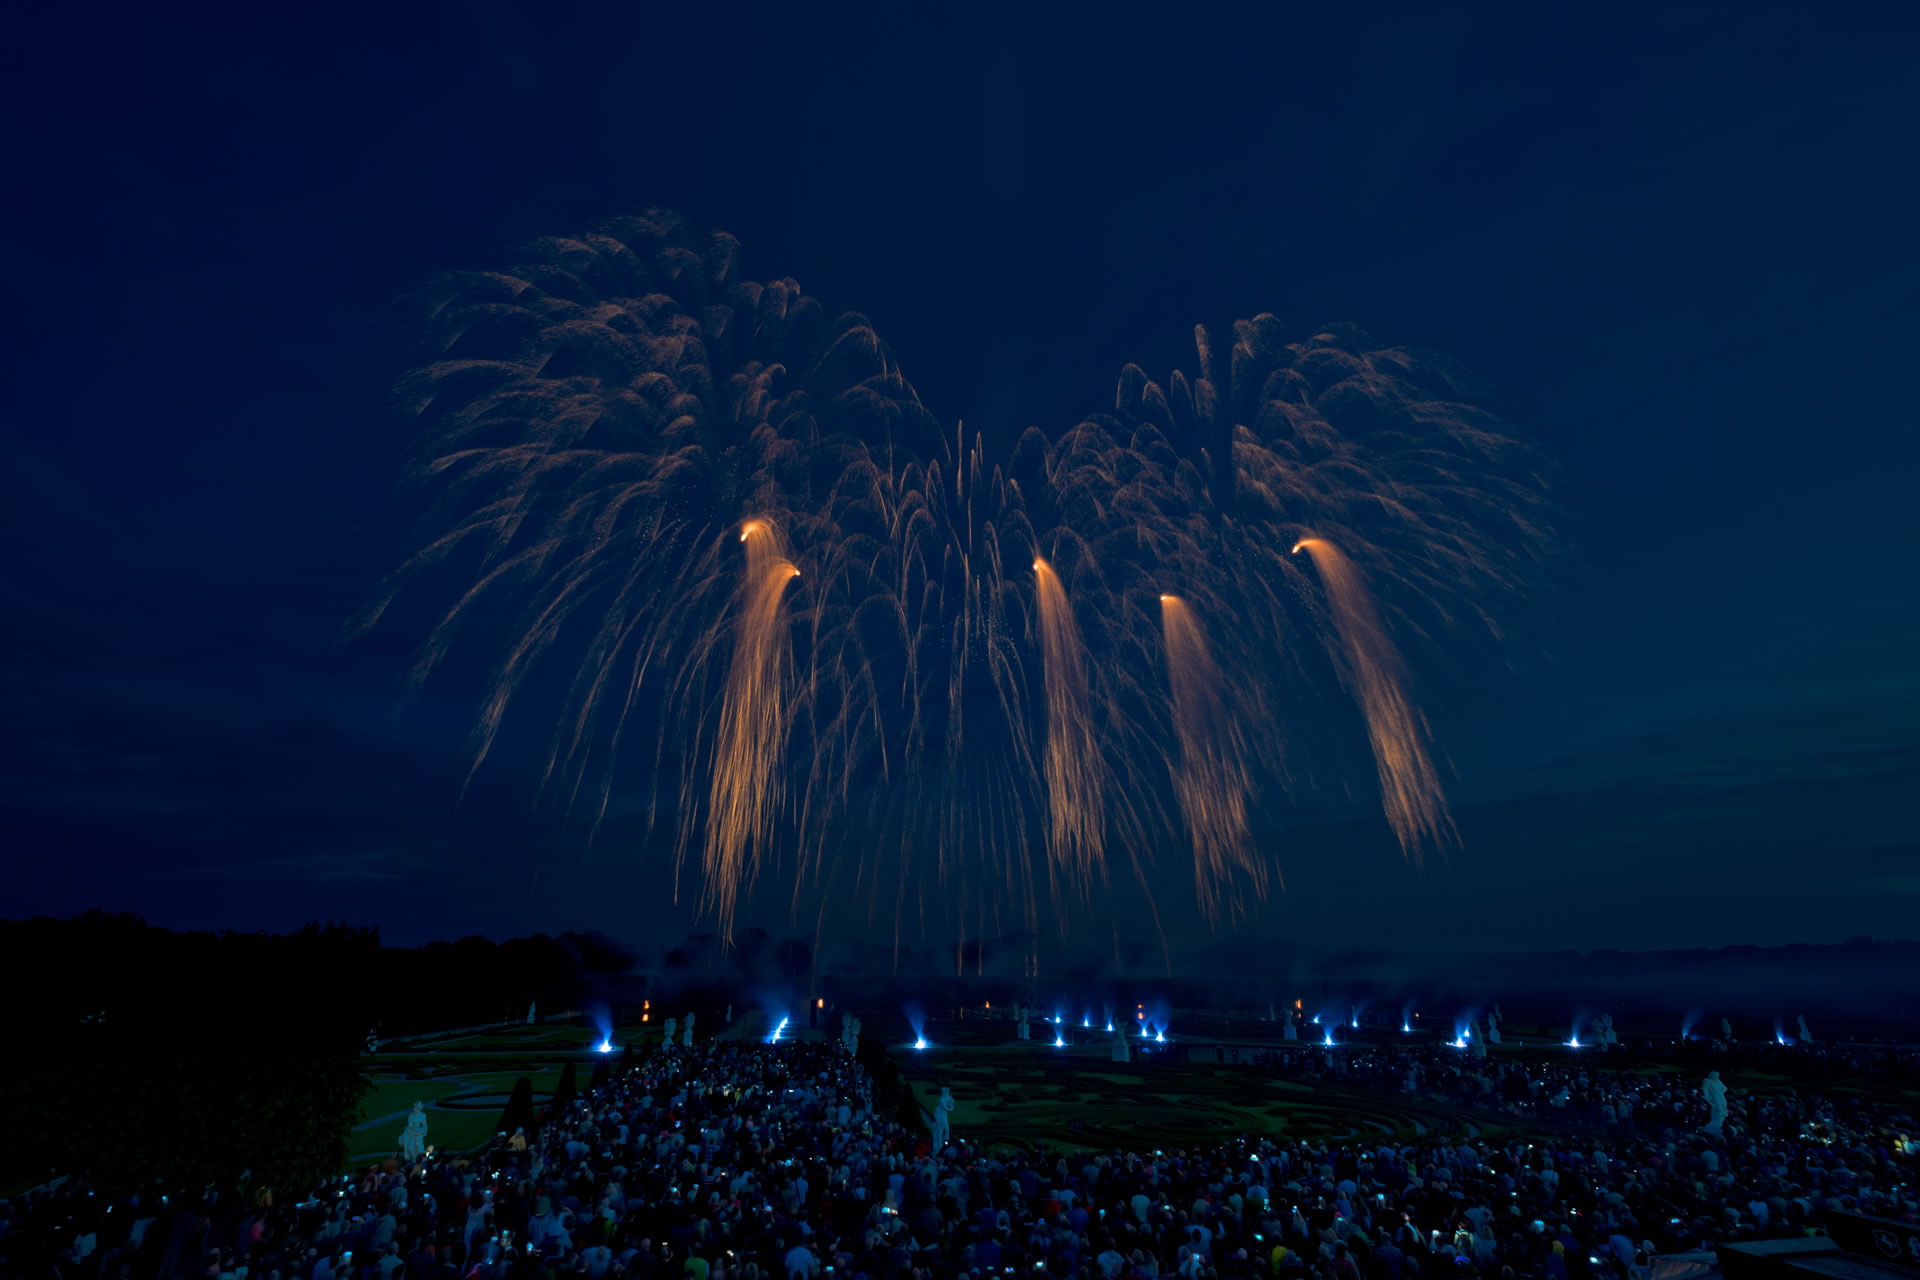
[0,912,639,1196]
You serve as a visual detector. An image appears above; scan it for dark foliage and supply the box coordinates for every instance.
[497,1075,537,1143]
[853,1032,926,1138]
[0,913,372,1197]
[550,1061,578,1118]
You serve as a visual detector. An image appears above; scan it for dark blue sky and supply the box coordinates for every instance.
[3,1,1915,955]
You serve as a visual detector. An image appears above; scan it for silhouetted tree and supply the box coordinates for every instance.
[498,1076,537,1142]
[550,1061,578,1117]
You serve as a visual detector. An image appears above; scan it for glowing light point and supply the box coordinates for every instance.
[1324,1031,1335,1047]
[1105,1022,1113,1032]
[1155,1030,1166,1043]
[597,1039,614,1054]
[914,1037,928,1051]
[1054,1032,1066,1048]
[1402,1022,1411,1033]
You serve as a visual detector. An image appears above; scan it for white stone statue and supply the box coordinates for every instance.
[850,1015,861,1048]
[725,1004,733,1023]
[663,1017,677,1046]
[930,1086,954,1151]
[1470,1022,1488,1060]
[1016,1003,1030,1041]
[1602,1014,1618,1045]
[526,1001,537,1025]
[1721,1017,1734,1041]
[1486,1008,1502,1045]
[1110,1022,1132,1062]
[1589,1016,1605,1046]
[398,1101,429,1162]
[840,1012,853,1053]
[1701,1070,1728,1135]
[1282,1015,1297,1041]
[1797,1014,1812,1043]
[682,1013,696,1047]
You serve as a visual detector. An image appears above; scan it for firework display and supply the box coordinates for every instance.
[360,211,1550,949]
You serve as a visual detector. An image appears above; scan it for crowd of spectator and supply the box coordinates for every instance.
[3,1030,1914,1280]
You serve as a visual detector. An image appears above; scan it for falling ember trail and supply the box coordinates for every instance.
[1160,596,1265,920]
[1291,538,1455,862]
[705,520,801,938]
[1033,559,1105,895]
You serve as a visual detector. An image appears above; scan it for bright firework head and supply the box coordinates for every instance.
[1291,535,1456,864]
[1031,556,1110,899]
[1159,592,1265,920]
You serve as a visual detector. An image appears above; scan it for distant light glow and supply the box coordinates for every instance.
[1324,1030,1335,1047]
[1054,1032,1066,1047]
[914,1037,928,1050]
[597,1039,614,1054]
[768,1016,789,1045]
[1155,1030,1166,1043]
[1402,1022,1411,1033]
[1566,1036,1581,1048]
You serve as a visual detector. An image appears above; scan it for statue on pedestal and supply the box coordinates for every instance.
[398,1101,429,1162]
[682,1013,696,1047]
[930,1086,954,1151]
[1796,1014,1813,1043]
[1701,1070,1728,1136]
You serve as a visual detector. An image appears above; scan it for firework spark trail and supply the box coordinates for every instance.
[1033,557,1107,898]
[1159,594,1265,921]
[368,213,1549,945]
[701,519,800,935]
[1291,536,1455,862]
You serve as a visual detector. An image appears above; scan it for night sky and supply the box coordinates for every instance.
[4,2,1916,957]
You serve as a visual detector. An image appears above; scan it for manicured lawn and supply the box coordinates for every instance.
[347,1063,570,1170]
[892,1043,1492,1153]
